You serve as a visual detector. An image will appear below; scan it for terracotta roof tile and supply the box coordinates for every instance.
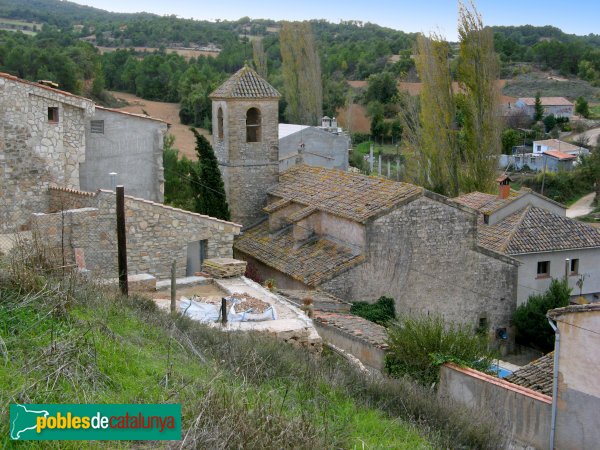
[210,66,280,99]
[478,206,600,255]
[234,221,364,286]
[543,150,577,160]
[518,97,573,106]
[505,352,554,396]
[269,165,423,223]
[454,190,522,215]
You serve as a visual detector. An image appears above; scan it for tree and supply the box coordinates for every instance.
[513,279,570,352]
[252,39,268,79]
[501,128,521,155]
[543,114,557,133]
[190,129,231,221]
[534,92,544,121]
[575,96,590,118]
[365,71,398,104]
[279,21,323,125]
[456,0,502,193]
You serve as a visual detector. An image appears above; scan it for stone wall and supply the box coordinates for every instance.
[80,108,167,202]
[41,188,242,279]
[0,74,94,232]
[321,193,519,343]
[438,363,552,449]
[212,99,279,227]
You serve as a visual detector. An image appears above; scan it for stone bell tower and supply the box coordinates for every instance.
[209,66,281,227]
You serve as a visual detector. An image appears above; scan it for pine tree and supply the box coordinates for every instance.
[190,129,231,221]
[534,92,544,121]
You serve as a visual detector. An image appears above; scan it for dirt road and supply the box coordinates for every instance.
[567,192,596,218]
[569,126,600,147]
[108,91,210,160]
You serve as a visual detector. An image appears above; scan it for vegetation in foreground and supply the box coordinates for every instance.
[351,296,396,326]
[385,315,496,386]
[0,246,503,449]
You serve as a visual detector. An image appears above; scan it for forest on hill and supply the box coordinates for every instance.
[0,0,599,132]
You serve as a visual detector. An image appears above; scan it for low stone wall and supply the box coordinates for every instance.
[312,311,388,371]
[41,187,242,280]
[438,363,552,449]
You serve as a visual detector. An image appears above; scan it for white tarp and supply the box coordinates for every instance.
[180,296,276,323]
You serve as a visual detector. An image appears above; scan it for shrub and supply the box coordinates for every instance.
[513,279,570,352]
[350,296,396,325]
[351,132,371,145]
[385,314,495,386]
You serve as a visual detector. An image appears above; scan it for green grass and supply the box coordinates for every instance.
[0,269,437,448]
[356,141,402,157]
[590,104,600,119]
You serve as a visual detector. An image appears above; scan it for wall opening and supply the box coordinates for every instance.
[217,107,224,140]
[537,260,550,278]
[246,107,261,143]
[186,239,208,276]
[48,107,59,123]
[90,120,104,134]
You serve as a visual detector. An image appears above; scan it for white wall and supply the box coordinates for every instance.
[516,248,600,305]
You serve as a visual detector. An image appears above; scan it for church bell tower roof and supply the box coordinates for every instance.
[209,65,281,100]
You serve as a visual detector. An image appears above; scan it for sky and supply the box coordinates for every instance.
[71,0,599,41]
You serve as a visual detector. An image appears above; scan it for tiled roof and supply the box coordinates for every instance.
[453,190,522,215]
[234,222,364,286]
[312,311,389,349]
[543,150,577,160]
[210,66,280,99]
[504,352,554,396]
[95,106,167,124]
[518,97,573,106]
[478,206,600,255]
[269,165,423,223]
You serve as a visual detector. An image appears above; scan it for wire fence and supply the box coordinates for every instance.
[0,195,120,281]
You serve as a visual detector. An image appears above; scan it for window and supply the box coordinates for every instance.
[537,260,550,278]
[246,107,261,143]
[217,107,224,140]
[48,107,59,123]
[90,120,104,134]
[570,258,579,275]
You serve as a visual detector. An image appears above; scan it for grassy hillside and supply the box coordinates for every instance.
[503,71,600,102]
[0,252,502,449]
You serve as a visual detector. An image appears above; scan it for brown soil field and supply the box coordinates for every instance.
[97,46,219,60]
[108,91,210,160]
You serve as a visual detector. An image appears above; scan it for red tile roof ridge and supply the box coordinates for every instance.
[95,105,167,124]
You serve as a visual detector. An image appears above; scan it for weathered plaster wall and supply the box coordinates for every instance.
[212,99,279,227]
[80,108,167,202]
[438,364,552,449]
[554,309,600,450]
[0,75,93,231]
[36,188,241,279]
[321,194,519,339]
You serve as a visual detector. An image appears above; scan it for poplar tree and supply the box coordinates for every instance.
[457,0,502,193]
[252,39,268,79]
[534,92,544,122]
[190,129,231,221]
[279,21,323,125]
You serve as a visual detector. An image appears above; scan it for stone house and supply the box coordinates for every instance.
[278,121,349,172]
[0,72,94,232]
[455,184,600,305]
[234,165,519,341]
[0,72,167,234]
[515,96,574,119]
[80,106,167,202]
[29,186,241,279]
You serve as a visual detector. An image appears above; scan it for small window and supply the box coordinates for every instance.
[570,258,579,275]
[48,107,59,123]
[246,107,261,143]
[90,120,104,134]
[537,261,550,278]
[217,107,224,140]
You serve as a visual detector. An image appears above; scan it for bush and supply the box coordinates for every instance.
[513,279,570,352]
[351,132,371,145]
[350,296,396,325]
[385,314,495,386]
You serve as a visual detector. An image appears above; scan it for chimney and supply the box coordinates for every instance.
[496,175,512,199]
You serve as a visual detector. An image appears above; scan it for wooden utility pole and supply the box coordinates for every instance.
[116,186,128,296]
[170,260,177,313]
[221,298,228,325]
